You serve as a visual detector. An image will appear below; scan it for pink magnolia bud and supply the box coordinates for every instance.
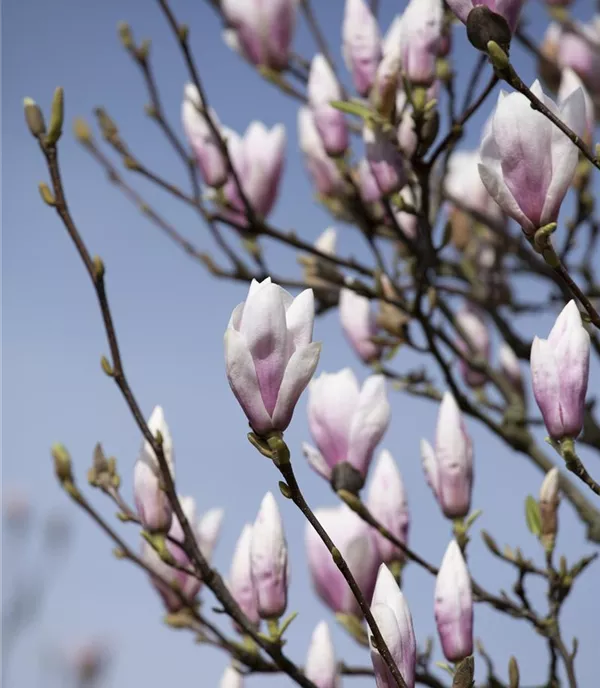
[134,406,174,533]
[305,621,339,688]
[306,505,380,616]
[531,301,590,441]
[372,18,403,116]
[357,158,382,203]
[220,667,244,688]
[315,227,337,255]
[421,392,473,519]
[399,0,443,86]
[499,342,523,394]
[434,540,473,662]
[367,450,410,564]
[142,496,214,612]
[558,68,594,143]
[364,125,407,198]
[396,84,438,158]
[229,523,260,627]
[342,0,382,96]
[181,84,227,188]
[304,369,390,482]
[339,287,381,362]
[223,121,286,220]
[197,507,225,562]
[456,307,490,388]
[308,55,348,156]
[446,0,525,32]
[298,107,346,197]
[394,187,418,241]
[225,278,321,435]
[369,564,416,688]
[478,81,586,235]
[221,0,298,71]
[540,466,560,503]
[250,492,289,619]
[554,19,600,92]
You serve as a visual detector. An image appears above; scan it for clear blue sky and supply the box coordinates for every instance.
[3,1,599,686]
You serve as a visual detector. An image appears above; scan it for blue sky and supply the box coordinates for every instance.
[3,0,599,686]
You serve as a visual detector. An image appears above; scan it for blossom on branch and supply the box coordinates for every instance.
[342,0,382,96]
[308,55,348,157]
[305,621,339,688]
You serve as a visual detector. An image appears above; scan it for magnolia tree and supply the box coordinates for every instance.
[21,0,600,686]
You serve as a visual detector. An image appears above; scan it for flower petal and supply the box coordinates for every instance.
[302,442,333,480]
[531,336,564,439]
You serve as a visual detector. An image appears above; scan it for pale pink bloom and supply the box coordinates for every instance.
[456,307,491,388]
[225,278,321,435]
[434,540,473,662]
[421,392,474,519]
[367,450,410,563]
[540,467,560,504]
[339,287,381,362]
[306,504,380,616]
[305,621,339,688]
[552,19,600,92]
[558,68,595,141]
[399,0,443,86]
[531,301,590,440]
[499,342,523,393]
[220,667,244,688]
[221,0,298,70]
[342,0,382,96]
[250,492,289,619]
[369,564,416,688]
[298,107,346,197]
[304,369,390,481]
[134,406,174,533]
[308,55,348,156]
[364,125,407,198]
[229,523,260,627]
[478,80,586,234]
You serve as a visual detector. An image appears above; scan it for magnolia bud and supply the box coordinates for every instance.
[539,467,560,551]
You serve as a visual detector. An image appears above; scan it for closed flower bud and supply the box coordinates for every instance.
[305,621,339,688]
[225,278,321,435]
[315,227,337,255]
[221,0,298,71]
[342,0,382,96]
[364,125,407,198]
[539,467,560,550]
[304,369,390,484]
[478,81,586,235]
[531,301,590,441]
[421,392,473,519]
[181,84,227,188]
[339,288,382,362]
[369,563,416,688]
[229,523,260,628]
[456,307,490,388]
[558,68,594,144]
[298,107,346,197]
[367,450,409,564]
[357,158,383,203]
[220,667,244,688]
[197,507,225,562]
[134,406,174,533]
[308,55,348,156]
[447,0,525,33]
[373,17,403,117]
[399,0,443,86]
[306,505,380,616]
[499,342,523,395]
[434,540,473,662]
[222,122,286,220]
[250,492,289,619]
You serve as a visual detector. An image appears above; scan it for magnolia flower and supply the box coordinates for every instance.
[306,504,380,615]
[357,158,383,203]
[499,342,523,394]
[220,667,244,688]
[315,227,337,255]
[229,523,260,627]
[394,186,418,241]
[364,125,407,198]
[551,19,600,92]
[298,107,346,197]
[396,85,438,158]
[369,564,416,688]
[531,301,590,441]
[456,307,490,388]
[303,369,391,483]
[367,450,410,563]
[250,492,289,619]
[142,496,221,612]
[342,0,382,96]
[221,0,298,71]
[399,0,443,86]
[305,621,339,688]
[445,0,525,32]
[308,55,348,156]
[372,17,403,116]
[540,467,560,504]
[339,287,381,362]
[421,392,474,519]
[434,540,473,662]
[225,278,321,435]
[222,122,286,220]
[539,467,560,548]
[558,68,594,142]
[181,85,227,188]
[134,406,174,533]
[478,81,586,235]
